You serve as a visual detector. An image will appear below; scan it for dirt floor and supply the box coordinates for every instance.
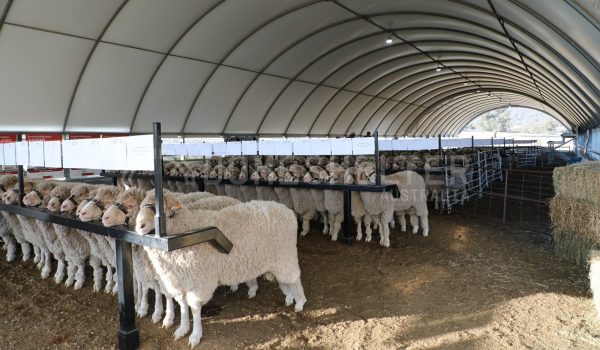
[0,211,598,350]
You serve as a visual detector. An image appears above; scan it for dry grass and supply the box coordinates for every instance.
[552,228,598,266]
[549,195,600,242]
[553,161,600,202]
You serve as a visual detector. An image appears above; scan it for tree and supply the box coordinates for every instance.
[469,108,512,132]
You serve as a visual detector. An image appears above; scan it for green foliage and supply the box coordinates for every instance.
[467,108,512,132]
[465,107,567,135]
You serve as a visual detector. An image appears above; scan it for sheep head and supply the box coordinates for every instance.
[79,186,120,222]
[23,181,57,207]
[102,188,145,227]
[135,190,183,235]
[47,185,73,212]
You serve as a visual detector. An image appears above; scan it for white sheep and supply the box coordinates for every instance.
[0,175,19,261]
[302,166,328,234]
[267,167,295,211]
[238,165,258,202]
[134,191,306,348]
[3,180,37,262]
[343,167,372,242]
[320,165,345,241]
[384,170,430,237]
[286,164,317,236]
[251,166,279,202]
[223,165,245,202]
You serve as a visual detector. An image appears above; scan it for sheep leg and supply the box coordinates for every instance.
[290,279,307,312]
[54,258,66,284]
[74,262,86,290]
[363,215,373,242]
[137,286,149,318]
[89,256,103,293]
[398,213,407,232]
[21,242,31,262]
[327,213,334,236]
[355,216,363,241]
[3,235,16,262]
[112,271,118,294]
[135,281,142,311]
[65,261,76,287]
[188,303,203,348]
[279,283,294,306]
[229,284,239,292]
[372,216,381,231]
[330,214,343,242]
[104,266,114,294]
[152,288,164,324]
[321,212,329,234]
[410,213,419,234]
[162,297,175,329]
[33,245,40,264]
[246,278,258,299]
[300,213,311,236]
[420,215,429,237]
[173,297,190,340]
[380,215,391,248]
[41,249,52,279]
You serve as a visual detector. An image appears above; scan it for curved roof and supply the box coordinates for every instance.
[0,0,598,137]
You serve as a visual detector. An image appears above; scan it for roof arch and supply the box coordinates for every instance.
[0,0,597,136]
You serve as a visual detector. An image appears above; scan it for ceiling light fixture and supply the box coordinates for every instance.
[435,61,442,72]
[476,89,481,93]
[385,36,393,45]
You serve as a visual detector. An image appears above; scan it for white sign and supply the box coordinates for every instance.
[187,143,212,157]
[310,139,331,156]
[125,135,154,171]
[378,139,393,151]
[258,140,275,155]
[0,144,4,166]
[226,141,242,156]
[62,140,78,168]
[100,138,127,170]
[16,141,29,165]
[174,143,187,156]
[162,144,177,155]
[44,141,62,168]
[292,139,312,155]
[4,143,16,166]
[442,138,472,148]
[28,141,45,167]
[330,138,353,155]
[272,140,293,156]
[352,138,375,155]
[241,141,257,155]
[474,139,492,146]
[212,142,227,156]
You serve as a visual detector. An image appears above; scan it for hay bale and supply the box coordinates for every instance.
[549,195,600,240]
[553,229,597,266]
[590,250,600,318]
[553,162,600,202]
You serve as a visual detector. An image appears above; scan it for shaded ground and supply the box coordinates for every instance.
[0,212,597,349]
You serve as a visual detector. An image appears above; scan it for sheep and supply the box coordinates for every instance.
[223,165,245,201]
[3,180,38,262]
[46,184,91,289]
[134,191,306,347]
[320,165,345,241]
[286,164,317,236]
[24,181,73,283]
[239,165,258,202]
[251,166,280,202]
[0,175,19,261]
[207,164,227,196]
[267,167,295,211]
[79,185,122,293]
[302,166,328,234]
[355,161,395,247]
[343,167,372,242]
[384,170,430,237]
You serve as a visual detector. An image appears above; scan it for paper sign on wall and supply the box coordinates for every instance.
[310,139,331,156]
[125,135,154,171]
[352,138,375,155]
[28,141,45,167]
[16,142,29,166]
[258,140,275,155]
[100,138,127,170]
[212,142,227,156]
[4,143,16,166]
[187,143,212,157]
[0,144,4,166]
[292,139,311,155]
[44,141,62,168]
[272,140,293,156]
[241,141,257,155]
[226,142,242,156]
[330,139,353,155]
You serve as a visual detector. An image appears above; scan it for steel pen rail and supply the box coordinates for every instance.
[0,122,233,350]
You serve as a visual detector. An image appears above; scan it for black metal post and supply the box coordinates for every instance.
[438,134,444,166]
[502,170,509,223]
[374,131,381,186]
[116,240,140,350]
[17,134,24,205]
[153,122,166,237]
[342,189,353,245]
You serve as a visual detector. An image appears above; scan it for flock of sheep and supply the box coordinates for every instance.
[0,149,498,347]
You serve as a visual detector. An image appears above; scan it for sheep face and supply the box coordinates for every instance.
[47,197,62,212]
[102,204,129,227]
[79,199,106,221]
[23,190,43,207]
[343,172,356,185]
[250,170,260,181]
[3,189,20,204]
[318,170,330,182]
[282,171,295,182]
[61,197,78,214]
[135,206,154,235]
[267,171,278,182]
[302,172,314,183]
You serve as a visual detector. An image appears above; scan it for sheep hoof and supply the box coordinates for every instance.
[247,290,257,299]
[41,268,51,279]
[229,284,239,292]
[174,325,190,340]
[162,317,174,329]
[137,308,148,318]
[294,302,305,312]
[54,273,64,284]
[188,331,202,348]
[412,228,418,235]
[423,231,429,237]
[73,280,84,290]
[365,236,372,243]
[151,310,163,324]
[356,234,362,241]
[300,230,309,237]
[330,235,338,242]
[6,253,15,262]
[22,255,29,263]
[285,295,294,307]
[400,226,406,232]
[65,278,74,288]
[264,273,275,282]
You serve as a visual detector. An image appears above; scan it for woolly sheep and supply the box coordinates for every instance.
[135,192,306,347]
[302,166,328,234]
[343,167,372,241]
[251,166,279,202]
[0,175,19,261]
[223,165,245,202]
[208,164,227,196]
[239,165,258,202]
[267,167,295,211]
[286,164,317,236]
[4,180,39,263]
[384,170,430,237]
[320,165,345,241]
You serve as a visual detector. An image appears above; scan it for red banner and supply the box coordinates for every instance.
[0,134,18,143]
[26,133,62,142]
[69,133,101,140]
